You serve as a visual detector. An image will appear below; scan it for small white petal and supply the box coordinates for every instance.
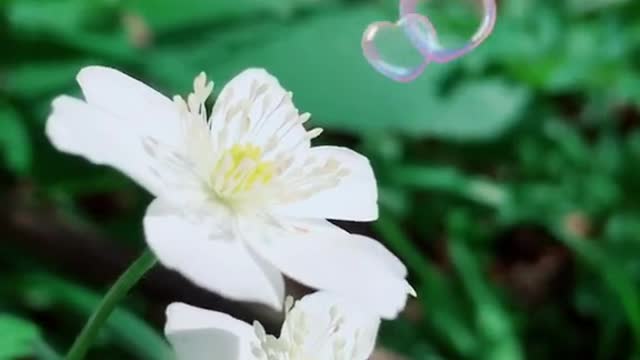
[240,218,411,319]
[144,199,285,309]
[165,303,257,360]
[293,292,380,360]
[274,146,378,221]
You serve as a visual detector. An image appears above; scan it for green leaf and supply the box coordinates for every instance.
[416,79,529,140]
[7,0,112,33]
[147,6,528,141]
[33,340,63,360]
[448,216,523,360]
[0,314,40,359]
[18,274,171,360]
[374,215,479,356]
[3,61,88,98]
[0,104,32,175]
[127,0,305,34]
[567,0,631,14]
[390,165,510,208]
[6,0,137,62]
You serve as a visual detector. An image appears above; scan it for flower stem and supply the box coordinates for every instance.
[65,248,157,360]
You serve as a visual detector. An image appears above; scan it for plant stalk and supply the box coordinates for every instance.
[65,248,157,360]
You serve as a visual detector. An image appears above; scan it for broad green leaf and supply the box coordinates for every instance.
[147,6,529,141]
[6,0,137,62]
[416,79,529,140]
[7,0,113,33]
[127,0,309,34]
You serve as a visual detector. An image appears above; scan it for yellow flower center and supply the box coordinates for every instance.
[213,144,275,199]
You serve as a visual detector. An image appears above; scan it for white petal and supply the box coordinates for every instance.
[292,292,380,360]
[240,218,411,319]
[144,199,285,309]
[165,303,257,360]
[210,68,308,153]
[349,234,408,278]
[77,66,183,148]
[274,146,378,221]
[46,66,189,197]
[46,95,163,194]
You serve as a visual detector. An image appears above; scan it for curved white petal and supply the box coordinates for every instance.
[209,68,308,153]
[77,66,183,148]
[240,218,411,319]
[46,95,163,194]
[348,234,409,282]
[165,303,257,360]
[273,146,378,221]
[144,199,285,309]
[46,66,189,197]
[291,292,380,360]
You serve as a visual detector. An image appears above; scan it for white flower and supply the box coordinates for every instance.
[165,292,380,360]
[46,66,414,318]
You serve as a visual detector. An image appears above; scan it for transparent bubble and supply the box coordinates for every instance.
[362,0,497,82]
[361,14,433,82]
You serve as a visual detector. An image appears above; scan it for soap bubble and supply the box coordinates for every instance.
[362,0,497,82]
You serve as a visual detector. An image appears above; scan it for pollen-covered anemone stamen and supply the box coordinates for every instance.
[211,144,276,200]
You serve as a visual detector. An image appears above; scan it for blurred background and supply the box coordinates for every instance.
[2,0,640,358]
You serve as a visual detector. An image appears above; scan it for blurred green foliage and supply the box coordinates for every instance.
[1,0,640,358]
[0,314,41,358]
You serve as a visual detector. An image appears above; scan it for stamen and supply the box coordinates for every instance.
[172,95,188,114]
[250,296,359,360]
[299,112,311,123]
[209,144,275,201]
[306,128,324,140]
[167,72,346,216]
[253,321,267,340]
[250,91,291,140]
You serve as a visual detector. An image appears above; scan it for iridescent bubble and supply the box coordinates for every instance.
[362,0,497,82]
[401,0,497,63]
[361,14,435,82]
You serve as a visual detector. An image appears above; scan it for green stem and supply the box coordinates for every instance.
[65,249,157,360]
